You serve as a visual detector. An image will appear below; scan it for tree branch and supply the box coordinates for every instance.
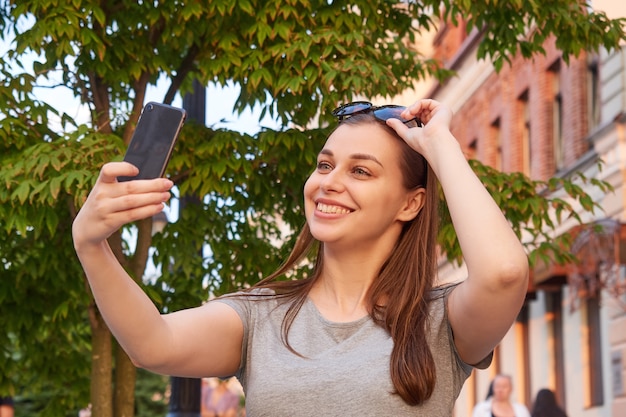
[123,72,152,145]
[130,217,154,284]
[163,43,200,105]
[88,72,112,134]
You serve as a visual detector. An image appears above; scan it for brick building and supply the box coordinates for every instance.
[393,2,626,416]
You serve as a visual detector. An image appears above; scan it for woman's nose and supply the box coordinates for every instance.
[320,170,345,193]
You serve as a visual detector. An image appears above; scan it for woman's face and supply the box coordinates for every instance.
[492,376,512,401]
[303,122,424,249]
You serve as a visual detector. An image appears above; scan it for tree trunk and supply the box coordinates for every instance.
[114,345,137,417]
[90,308,113,417]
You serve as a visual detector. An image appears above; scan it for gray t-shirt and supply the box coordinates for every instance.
[216,285,488,416]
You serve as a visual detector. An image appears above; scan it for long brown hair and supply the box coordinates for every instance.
[247,112,440,405]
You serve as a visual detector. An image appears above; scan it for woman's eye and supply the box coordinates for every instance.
[317,161,332,171]
[353,167,371,177]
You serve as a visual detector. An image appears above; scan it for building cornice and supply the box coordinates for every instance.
[427,27,486,97]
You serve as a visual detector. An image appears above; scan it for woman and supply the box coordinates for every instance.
[0,397,13,417]
[201,377,240,417]
[531,388,567,417]
[473,375,530,417]
[72,99,529,415]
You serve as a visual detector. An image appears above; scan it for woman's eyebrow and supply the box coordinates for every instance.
[319,149,383,167]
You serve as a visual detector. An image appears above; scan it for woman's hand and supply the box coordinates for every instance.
[386,98,454,158]
[72,162,173,249]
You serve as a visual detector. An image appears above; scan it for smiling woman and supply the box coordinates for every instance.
[72,98,529,416]
[303,120,426,251]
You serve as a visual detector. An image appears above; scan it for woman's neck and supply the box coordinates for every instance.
[309,238,396,321]
[491,398,515,417]
[308,256,377,321]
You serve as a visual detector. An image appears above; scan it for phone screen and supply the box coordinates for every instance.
[118,102,187,182]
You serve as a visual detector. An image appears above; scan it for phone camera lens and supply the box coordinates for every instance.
[146,103,154,111]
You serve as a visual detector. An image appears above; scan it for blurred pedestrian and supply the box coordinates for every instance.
[78,403,91,417]
[472,374,530,417]
[531,388,567,417]
[0,396,14,417]
[202,377,240,417]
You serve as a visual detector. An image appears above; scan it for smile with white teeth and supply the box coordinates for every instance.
[317,203,351,214]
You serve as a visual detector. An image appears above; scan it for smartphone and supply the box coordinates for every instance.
[118,102,187,182]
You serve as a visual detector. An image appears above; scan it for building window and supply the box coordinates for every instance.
[515,305,531,406]
[548,60,564,172]
[587,57,601,131]
[583,290,604,407]
[546,289,566,406]
[467,138,477,160]
[491,118,502,171]
[518,90,531,176]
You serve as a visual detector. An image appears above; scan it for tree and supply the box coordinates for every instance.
[0,0,624,416]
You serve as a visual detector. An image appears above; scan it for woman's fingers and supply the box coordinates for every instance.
[73,163,174,246]
[91,175,173,219]
[105,188,172,214]
[105,177,173,204]
[103,200,169,228]
[100,161,139,183]
[401,99,444,124]
[386,99,456,160]
[97,162,173,201]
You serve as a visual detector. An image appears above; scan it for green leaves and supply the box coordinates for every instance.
[1,0,625,414]
[445,160,613,267]
[435,0,626,71]
[1,131,123,236]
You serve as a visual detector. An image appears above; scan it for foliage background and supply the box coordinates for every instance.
[0,0,624,416]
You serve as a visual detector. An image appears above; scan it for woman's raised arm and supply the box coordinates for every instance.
[389,100,529,365]
[73,162,243,377]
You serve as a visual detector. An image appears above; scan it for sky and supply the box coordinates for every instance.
[0,29,279,136]
[32,73,278,136]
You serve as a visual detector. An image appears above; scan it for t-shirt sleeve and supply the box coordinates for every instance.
[440,283,494,371]
[212,289,276,379]
[213,293,252,378]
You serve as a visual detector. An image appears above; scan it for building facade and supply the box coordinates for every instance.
[406,3,626,417]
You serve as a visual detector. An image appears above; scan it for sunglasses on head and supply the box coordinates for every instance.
[332,101,422,128]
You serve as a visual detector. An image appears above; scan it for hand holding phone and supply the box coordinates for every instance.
[118,102,187,182]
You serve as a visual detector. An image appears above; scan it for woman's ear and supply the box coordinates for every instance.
[397,187,426,222]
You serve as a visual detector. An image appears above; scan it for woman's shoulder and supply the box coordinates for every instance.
[430,281,462,301]
[513,402,531,417]
[223,287,276,298]
[472,399,492,416]
[214,287,292,317]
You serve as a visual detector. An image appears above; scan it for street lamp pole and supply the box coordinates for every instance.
[165,78,206,417]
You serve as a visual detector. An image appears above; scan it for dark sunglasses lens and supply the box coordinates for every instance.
[333,102,372,117]
[373,106,403,120]
[374,106,421,127]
